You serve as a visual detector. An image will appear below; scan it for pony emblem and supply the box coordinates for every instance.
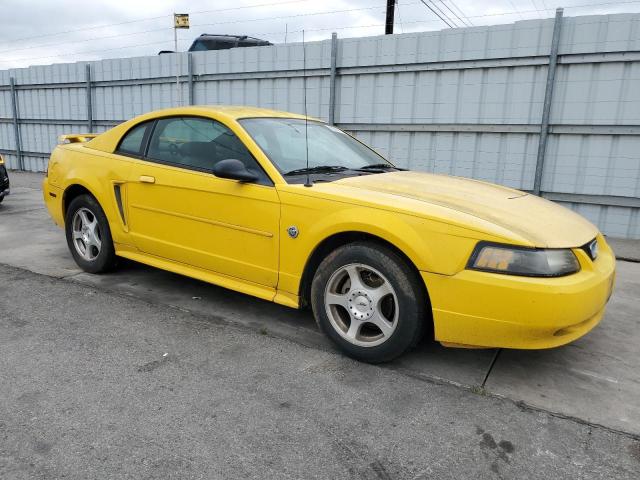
[287,226,299,238]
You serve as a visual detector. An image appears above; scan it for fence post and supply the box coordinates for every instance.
[328,32,338,125]
[533,7,564,196]
[188,53,194,106]
[9,77,23,171]
[85,64,93,133]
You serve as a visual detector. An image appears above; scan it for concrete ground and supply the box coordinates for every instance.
[1,172,639,478]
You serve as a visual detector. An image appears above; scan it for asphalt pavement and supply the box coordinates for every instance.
[1,171,639,479]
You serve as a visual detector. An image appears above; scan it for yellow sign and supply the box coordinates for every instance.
[174,13,189,29]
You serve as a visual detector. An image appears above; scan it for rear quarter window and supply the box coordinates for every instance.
[117,122,149,156]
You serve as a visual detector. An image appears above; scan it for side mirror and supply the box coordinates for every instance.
[212,159,259,183]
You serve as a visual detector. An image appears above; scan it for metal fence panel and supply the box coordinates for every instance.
[559,14,640,55]
[557,201,640,238]
[0,123,16,150]
[0,13,639,238]
[543,134,640,197]
[352,130,538,190]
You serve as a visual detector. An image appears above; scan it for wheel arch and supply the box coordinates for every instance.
[62,183,97,219]
[298,231,433,331]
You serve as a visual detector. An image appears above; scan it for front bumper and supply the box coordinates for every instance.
[423,235,616,349]
[0,163,9,198]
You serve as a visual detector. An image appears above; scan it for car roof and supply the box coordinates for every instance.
[126,105,312,121]
[188,105,309,120]
[84,105,318,153]
[196,34,270,42]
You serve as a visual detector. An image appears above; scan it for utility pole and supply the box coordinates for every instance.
[385,0,396,35]
[173,13,190,106]
[174,26,179,103]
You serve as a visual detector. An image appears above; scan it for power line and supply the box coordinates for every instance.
[0,0,316,46]
[446,0,475,26]
[1,15,168,46]
[4,0,640,49]
[428,0,461,27]
[0,39,175,65]
[5,0,639,55]
[419,0,455,27]
[3,0,640,66]
[0,16,452,66]
[280,1,640,28]
[0,2,422,58]
[189,3,417,30]
[274,17,443,40]
[507,0,526,20]
[396,1,406,33]
[539,0,553,15]
[437,1,472,27]
[0,26,172,55]
[2,1,637,68]
[451,0,640,20]
[462,0,640,17]
[559,0,640,9]
[528,0,547,19]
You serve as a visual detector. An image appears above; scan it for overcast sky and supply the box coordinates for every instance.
[1,0,639,69]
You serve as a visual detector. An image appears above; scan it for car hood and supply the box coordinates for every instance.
[332,171,598,248]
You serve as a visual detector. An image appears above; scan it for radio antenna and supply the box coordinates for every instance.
[302,30,312,188]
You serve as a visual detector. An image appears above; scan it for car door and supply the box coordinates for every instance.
[126,115,280,288]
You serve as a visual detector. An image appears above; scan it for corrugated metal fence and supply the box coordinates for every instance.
[1,10,639,238]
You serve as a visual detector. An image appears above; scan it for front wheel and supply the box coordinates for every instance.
[65,194,117,273]
[311,242,428,363]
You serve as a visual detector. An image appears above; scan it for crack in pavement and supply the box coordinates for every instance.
[394,364,640,442]
[481,348,502,388]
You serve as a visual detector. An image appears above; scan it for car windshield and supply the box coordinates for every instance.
[239,118,392,176]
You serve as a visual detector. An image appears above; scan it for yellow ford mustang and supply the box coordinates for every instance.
[43,106,616,363]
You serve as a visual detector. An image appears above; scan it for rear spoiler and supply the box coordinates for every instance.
[58,133,98,144]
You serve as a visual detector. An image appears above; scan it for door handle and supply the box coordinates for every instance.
[139,175,155,184]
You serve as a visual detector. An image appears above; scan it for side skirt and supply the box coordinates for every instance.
[115,245,298,307]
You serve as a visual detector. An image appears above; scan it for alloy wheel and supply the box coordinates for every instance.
[71,207,102,261]
[324,263,399,347]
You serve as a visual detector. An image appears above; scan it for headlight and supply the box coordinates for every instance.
[468,242,580,277]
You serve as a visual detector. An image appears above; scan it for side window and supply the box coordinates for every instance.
[147,117,223,169]
[116,122,149,156]
[145,116,270,184]
[190,40,207,51]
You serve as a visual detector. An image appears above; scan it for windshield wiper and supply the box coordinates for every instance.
[356,163,402,171]
[284,165,348,176]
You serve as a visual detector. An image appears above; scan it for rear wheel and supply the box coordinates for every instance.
[65,194,116,273]
[311,242,427,363]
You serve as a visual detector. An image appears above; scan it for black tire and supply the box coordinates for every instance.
[311,241,428,363]
[65,194,117,274]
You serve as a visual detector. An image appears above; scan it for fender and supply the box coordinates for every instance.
[303,207,433,270]
[277,196,481,298]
